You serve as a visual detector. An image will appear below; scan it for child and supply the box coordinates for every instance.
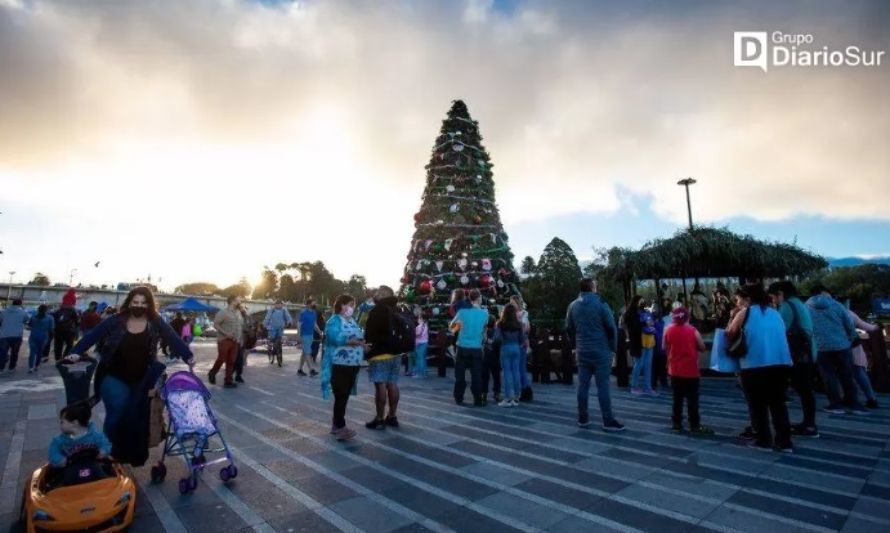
[181,317,193,345]
[413,310,429,378]
[849,310,880,409]
[663,307,713,434]
[48,402,112,467]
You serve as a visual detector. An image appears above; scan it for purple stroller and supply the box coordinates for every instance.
[149,371,238,494]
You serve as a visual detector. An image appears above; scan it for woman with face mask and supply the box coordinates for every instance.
[320,294,365,440]
[68,286,194,465]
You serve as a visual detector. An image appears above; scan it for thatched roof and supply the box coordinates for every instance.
[605,227,827,281]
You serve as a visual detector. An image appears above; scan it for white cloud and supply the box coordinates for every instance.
[0,0,888,287]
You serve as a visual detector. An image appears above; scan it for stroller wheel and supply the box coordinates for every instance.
[178,478,192,494]
[220,464,238,482]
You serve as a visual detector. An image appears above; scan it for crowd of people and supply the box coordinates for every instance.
[0,276,884,480]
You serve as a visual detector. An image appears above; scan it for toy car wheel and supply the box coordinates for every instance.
[189,477,198,491]
[228,465,238,479]
[178,478,191,494]
[220,467,231,482]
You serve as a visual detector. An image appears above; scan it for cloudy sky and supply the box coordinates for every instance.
[1,0,888,291]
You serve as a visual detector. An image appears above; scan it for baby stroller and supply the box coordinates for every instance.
[149,371,238,494]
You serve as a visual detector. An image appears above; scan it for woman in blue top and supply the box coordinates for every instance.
[495,303,527,407]
[726,284,793,453]
[321,295,365,441]
[27,305,55,373]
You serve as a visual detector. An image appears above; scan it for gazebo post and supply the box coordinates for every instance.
[868,329,890,393]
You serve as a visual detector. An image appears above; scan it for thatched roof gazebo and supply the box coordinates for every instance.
[605,227,827,292]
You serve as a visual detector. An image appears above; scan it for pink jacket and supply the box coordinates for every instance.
[849,311,878,367]
[415,320,429,345]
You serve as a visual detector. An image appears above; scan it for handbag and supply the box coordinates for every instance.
[710,328,740,372]
[728,308,752,359]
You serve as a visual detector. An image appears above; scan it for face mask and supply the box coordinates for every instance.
[343,305,355,317]
[130,307,147,318]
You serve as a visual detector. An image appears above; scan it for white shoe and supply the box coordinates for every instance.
[510,399,519,407]
[498,400,512,407]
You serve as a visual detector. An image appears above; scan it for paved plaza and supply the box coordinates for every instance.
[2,340,889,532]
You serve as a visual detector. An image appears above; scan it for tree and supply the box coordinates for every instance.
[398,100,522,331]
[801,264,890,315]
[520,256,536,277]
[29,272,51,287]
[344,274,369,301]
[220,278,252,299]
[584,246,633,312]
[174,282,220,295]
[278,274,298,302]
[523,237,582,328]
[252,267,278,300]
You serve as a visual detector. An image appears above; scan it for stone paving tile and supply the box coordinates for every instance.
[615,482,721,520]
[291,473,360,506]
[475,491,571,529]
[586,495,694,533]
[727,490,848,530]
[703,504,819,533]
[435,505,524,533]
[267,510,342,533]
[26,403,56,420]
[380,483,464,520]
[328,495,415,532]
[175,502,249,532]
[514,477,604,510]
[460,461,533,487]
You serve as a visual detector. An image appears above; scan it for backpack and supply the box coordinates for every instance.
[55,307,78,334]
[786,301,812,364]
[390,311,416,355]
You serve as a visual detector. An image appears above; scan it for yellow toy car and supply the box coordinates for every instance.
[20,450,136,533]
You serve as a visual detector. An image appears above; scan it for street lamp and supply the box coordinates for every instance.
[6,271,14,302]
[69,268,78,286]
[677,177,697,230]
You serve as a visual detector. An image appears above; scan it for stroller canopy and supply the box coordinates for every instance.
[162,371,212,400]
[162,298,220,314]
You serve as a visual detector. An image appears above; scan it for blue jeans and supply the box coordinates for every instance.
[519,346,530,388]
[0,337,23,371]
[28,335,48,369]
[267,326,284,341]
[577,355,614,423]
[852,365,876,402]
[454,347,483,403]
[500,343,522,399]
[818,349,862,409]
[631,347,654,391]
[100,375,132,438]
[301,334,314,355]
[413,343,428,376]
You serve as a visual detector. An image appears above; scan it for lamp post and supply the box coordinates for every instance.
[69,268,78,287]
[6,271,14,302]
[677,177,697,230]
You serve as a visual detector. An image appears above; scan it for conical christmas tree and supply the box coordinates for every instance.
[399,100,522,331]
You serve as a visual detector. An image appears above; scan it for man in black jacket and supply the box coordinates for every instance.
[364,286,402,429]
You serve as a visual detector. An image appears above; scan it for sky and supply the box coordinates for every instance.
[1,0,888,291]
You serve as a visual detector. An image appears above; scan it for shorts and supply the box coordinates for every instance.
[368,357,401,384]
[268,327,284,341]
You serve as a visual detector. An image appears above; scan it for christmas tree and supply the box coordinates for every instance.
[399,100,522,331]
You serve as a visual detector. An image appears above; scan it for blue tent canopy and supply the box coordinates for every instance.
[162,298,220,313]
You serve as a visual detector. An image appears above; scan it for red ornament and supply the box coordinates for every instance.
[473,215,482,225]
[480,274,493,288]
[413,212,422,222]
[419,280,432,295]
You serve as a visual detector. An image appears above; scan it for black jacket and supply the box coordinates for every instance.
[365,297,398,358]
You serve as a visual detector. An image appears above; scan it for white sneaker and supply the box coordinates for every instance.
[510,399,519,407]
[498,400,512,407]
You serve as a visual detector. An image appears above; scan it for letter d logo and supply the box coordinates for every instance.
[734,32,768,72]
